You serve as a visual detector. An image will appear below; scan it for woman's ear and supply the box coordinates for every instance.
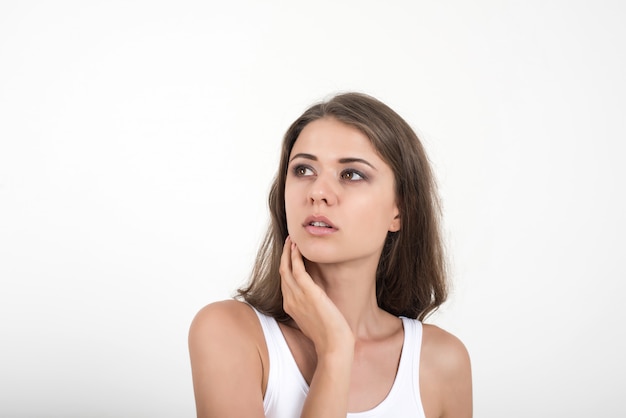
[389,212,401,232]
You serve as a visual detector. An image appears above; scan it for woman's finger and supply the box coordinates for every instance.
[289,241,310,286]
[280,237,292,274]
[279,237,294,292]
[280,236,306,298]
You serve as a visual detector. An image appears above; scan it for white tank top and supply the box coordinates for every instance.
[252,307,426,418]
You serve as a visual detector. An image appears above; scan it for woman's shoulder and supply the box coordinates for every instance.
[421,324,470,372]
[420,324,473,417]
[188,299,267,366]
[189,299,261,341]
[188,299,269,417]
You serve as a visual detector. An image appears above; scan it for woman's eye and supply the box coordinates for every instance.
[294,166,314,177]
[341,170,364,181]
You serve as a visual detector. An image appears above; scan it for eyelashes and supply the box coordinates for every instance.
[293,165,314,177]
[291,164,368,181]
[340,169,366,181]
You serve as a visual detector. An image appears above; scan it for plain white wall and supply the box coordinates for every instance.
[1,1,624,416]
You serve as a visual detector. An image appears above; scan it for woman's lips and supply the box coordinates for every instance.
[303,216,338,235]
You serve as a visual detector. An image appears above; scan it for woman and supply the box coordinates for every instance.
[189,92,472,417]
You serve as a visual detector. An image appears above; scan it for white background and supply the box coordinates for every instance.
[1,1,625,417]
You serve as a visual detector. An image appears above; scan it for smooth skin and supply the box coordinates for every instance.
[189,117,472,417]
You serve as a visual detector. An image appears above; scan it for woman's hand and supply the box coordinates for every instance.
[280,236,354,417]
[279,236,355,356]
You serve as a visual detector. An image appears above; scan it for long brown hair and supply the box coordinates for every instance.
[237,92,447,321]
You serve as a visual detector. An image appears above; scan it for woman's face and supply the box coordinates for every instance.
[285,117,400,267]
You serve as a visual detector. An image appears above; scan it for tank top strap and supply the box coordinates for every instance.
[399,316,424,409]
[250,306,309,417]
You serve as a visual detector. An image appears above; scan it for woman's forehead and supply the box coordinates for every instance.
[290,118,379,160]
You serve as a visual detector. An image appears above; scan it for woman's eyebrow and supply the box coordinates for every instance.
[289,153,317,162]
[289,153,377,170]
[338,157,377,170]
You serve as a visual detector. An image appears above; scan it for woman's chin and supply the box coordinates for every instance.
[297,247,339,265]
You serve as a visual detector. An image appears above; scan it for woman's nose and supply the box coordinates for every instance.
[307,175,338,206]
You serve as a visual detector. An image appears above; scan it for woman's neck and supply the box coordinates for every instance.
[303,258,395,340]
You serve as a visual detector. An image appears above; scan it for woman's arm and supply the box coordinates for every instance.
[188,300,266,418]
[280,237,355,418]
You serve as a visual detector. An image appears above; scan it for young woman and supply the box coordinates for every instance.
[189,92,472,417]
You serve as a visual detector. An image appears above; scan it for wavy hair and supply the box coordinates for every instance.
[237,92,447,321]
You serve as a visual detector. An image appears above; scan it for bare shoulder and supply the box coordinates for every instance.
[188,299,267,418]
[421,324,471,374]
[189,299,260,340]
[420,324,473,418]
[188,299,265,380]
